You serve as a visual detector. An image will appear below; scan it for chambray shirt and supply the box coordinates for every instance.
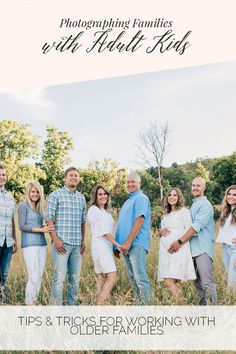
[189,196,214,259]
[115,190,151,252]
[45,186,87,246]
[18,202,47,248]
[0,188,15,247]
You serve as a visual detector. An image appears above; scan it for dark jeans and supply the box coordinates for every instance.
[0,239,13,287]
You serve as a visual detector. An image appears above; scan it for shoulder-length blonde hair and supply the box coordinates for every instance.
[219,185,236,226]
[90,184,111,211]
[163,187,185,214]
[25,182,45,217]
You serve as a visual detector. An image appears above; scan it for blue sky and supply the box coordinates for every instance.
[0,61,235,169]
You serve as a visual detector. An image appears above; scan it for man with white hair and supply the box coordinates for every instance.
[115,172,152,305]
[168,176,218,305]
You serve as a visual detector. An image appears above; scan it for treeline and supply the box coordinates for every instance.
[1,119,235,218]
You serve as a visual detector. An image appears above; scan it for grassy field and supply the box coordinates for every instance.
[5,224,236,306]
[1,225,236,354]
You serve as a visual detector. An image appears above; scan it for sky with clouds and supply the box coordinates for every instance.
[0,61,235,169]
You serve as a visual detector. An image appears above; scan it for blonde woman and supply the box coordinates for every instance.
[87,184,123,305]
[18,182,54,305]
[158,188,196,302]
[216,185,236,291]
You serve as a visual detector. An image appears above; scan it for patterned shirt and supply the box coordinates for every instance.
[45,186,87,246]
[0,188,15,247]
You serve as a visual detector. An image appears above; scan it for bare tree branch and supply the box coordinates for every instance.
[136,121,171,200]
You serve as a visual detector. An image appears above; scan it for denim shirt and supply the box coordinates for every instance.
[18,202,47,248]
[189,196,214,259]
[0,188,15,247]
[115,190,151,252]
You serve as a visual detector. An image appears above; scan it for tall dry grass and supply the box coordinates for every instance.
[2,225,235,354]
[4,224,236,306]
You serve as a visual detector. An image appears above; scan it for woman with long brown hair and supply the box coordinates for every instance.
[216,185,236,291]
[158,188,196,303]
[87,184,123,305]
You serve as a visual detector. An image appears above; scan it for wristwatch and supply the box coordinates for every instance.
[177,239,183,245]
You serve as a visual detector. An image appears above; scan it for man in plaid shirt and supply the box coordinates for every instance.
[46,167,87,305]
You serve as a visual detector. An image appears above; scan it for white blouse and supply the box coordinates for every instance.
[87,205,114,238]
[217,214,236,246]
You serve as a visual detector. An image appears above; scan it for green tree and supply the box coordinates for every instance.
[38,126,74,195]
[0,120,44,201]
[162,162,192,205]
[138,169,168,204]
[6,164,46,202]
[195,162,210,182]
[0,119,40,162]
[79,158,127,208]
[211,152,236,203]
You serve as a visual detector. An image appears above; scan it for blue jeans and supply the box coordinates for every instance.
[0,240,13,287]
[123,245,152,305]
[223,244,236,290]
[52,243,82,305]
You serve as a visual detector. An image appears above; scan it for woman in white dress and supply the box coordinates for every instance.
[216,185,236,291]
[88,184,123,304]
[158,188,196,302]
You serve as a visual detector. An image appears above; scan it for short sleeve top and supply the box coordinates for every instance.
[87,205,114,238]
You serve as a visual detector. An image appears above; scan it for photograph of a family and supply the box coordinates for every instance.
[0,62,235,308]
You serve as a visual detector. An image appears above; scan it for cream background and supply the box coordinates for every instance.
[1,0,236,92]
[0,306,235,350]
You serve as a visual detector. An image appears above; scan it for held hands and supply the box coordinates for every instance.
[120,241,131,255]
[168,240,181,254]
[159,228,170,237]
[232,238,236,246]
[114,249,121,259]
[113,243,126,259]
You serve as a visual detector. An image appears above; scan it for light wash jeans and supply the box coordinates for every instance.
[123,245,152,305]
[223,244,236,290]
[22,246,47,305]
[52,243,82,305]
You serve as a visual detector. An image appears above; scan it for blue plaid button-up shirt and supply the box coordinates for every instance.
[0,188,15,247]
[45,186,87,246]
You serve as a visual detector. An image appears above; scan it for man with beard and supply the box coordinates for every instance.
[168,177,218,305]
[46,167,86,305]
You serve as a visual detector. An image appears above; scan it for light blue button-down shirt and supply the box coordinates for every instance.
[0,188,15,247]
[189,196,214,259]
[115,190,151,252]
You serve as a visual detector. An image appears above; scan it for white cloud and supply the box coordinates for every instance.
[10,88,56,121]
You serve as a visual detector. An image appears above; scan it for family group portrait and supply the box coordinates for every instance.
[0,62,235,308]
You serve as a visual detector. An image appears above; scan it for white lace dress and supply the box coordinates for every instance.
[87,205,116,274]
[158,207,196,281]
